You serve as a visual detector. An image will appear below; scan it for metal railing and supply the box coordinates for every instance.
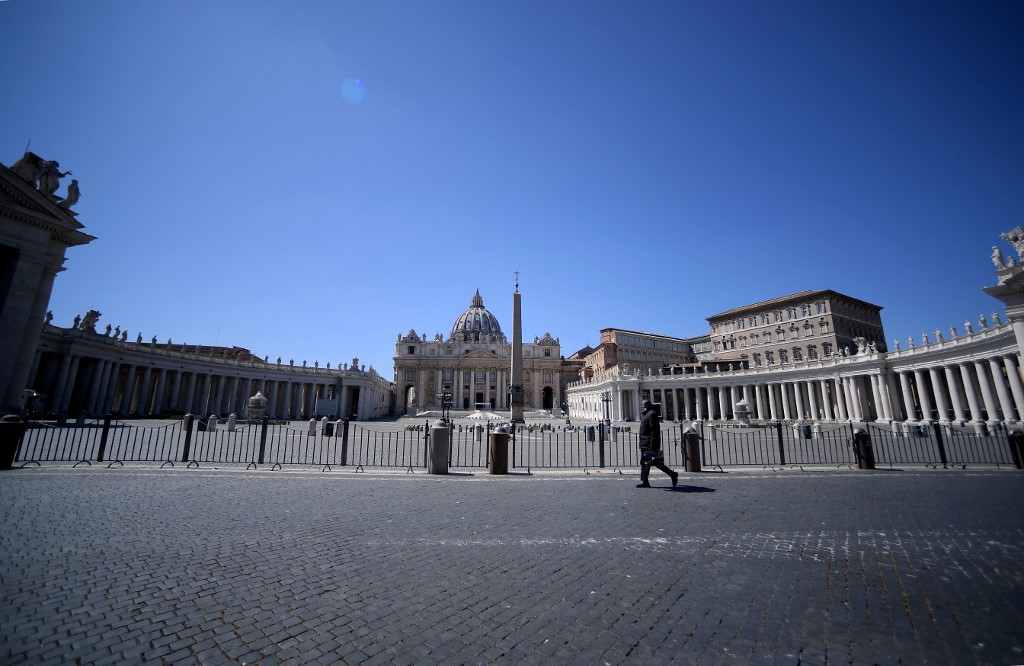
[11,416,1019,471]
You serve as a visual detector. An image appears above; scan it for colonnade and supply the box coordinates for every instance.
[28,327,393,421]
[568,324,1024,427]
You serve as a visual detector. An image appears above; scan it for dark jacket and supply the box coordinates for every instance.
[639,406,661,451]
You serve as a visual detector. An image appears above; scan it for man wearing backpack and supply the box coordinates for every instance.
[637,399,678,488]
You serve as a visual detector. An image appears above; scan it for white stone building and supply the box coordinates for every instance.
[568,234,1024,429]
[394,289,564,415]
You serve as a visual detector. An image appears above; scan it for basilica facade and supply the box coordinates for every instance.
[393,289,565,415]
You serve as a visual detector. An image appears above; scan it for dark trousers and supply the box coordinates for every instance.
[640,449,674,483]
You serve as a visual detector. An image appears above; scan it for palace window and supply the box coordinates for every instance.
[749,316,757,327]
[821,322,829,334]
[793,347,803,361]
[823,342,833,356]
[763,332,772,343]
[544,349,551,357]
[408,346,415,354]
[816,301,826,314]
[802,304,811,317]
[751,333,759,345]
[804,324,814,337]
[475,370,485,382]
[405,370,414,381]
[779,349,789,363]
[808,345,818,359]
[787,307,797,320]
[753,353,762,366]
[774,311,783,323]
[761,314,770,325]
[737,319,745,330]
[765,351,775,364]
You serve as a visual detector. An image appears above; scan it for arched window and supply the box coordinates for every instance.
[792,347,803,361]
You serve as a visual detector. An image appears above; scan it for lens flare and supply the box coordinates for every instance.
[341,78,366,104]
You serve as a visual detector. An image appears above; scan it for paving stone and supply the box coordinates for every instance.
[1,467,1023,664]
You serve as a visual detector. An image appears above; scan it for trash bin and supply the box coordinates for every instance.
[1009,430,1024,469]
[586,426,595,442]
[323,421,335,437]
[800,424,811,440]
[489,426,509,474]
[909,425,923,437]
[0,415,25,470]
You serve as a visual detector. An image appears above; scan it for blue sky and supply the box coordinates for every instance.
[3,0,1022,376]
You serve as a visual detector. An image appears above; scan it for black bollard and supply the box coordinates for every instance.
[0,415,26,470]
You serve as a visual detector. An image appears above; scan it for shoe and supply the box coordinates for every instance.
[671,471,678,487]
[636,482,651,488]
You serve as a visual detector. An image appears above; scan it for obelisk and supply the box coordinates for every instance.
[510,272,525,423]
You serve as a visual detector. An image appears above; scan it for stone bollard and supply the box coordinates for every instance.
[683,426,702,473]
[227,413,237,432]
[308,419,316,436]
[1009,429,1024,469]
[428,420,450,474]
[208,414,218,431]
[0,414,25,470]
[852,428,875,470]
[489,426,509,475]
[475,424,483,442]
[323,417,335,437]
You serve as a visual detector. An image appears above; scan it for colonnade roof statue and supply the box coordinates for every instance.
[450,288,505,343]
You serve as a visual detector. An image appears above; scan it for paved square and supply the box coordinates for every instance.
[1,466,1022,664]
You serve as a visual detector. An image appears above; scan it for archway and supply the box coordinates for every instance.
[542,386,554,410]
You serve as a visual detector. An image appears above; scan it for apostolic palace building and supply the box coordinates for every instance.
[5,151,1024,433]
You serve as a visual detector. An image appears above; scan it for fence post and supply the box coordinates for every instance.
[931,422,949,468]
[340,418,350,466]
[775,421,786,466]
[97,414,113,463]
[179,414,193,463]
[598,421,606,468]
[257,416,269,465]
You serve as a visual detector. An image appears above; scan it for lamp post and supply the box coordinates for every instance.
[437,389,453,425]
[601,390,612,433]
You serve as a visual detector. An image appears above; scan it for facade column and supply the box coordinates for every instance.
[943,366,967,421]
[705,388,715,420]
[778,383,791,420]
[819,379,833,420]
[975,359,1003,422]
[183,373,198,415]
[898,371,918,421]
[913,370,934,423]
[958,363,984,424]
[882,373,901,420]
[1002,355,1024,420]
[168,371,183,413]
[151,369,168,416]
[50,353,73,413]
[927,368,950,422]
[58,354,82,417]
[834,378,849,420]
[718,387,728,420]
[88,360,109,415]
[867,375,885,421]
[266,380,278,418]
[119,365,138,416]
[983,358,1015,420]
[223,376,238,415]
[136,366,153,416]
[198,374,213,417]
[807,380,820,421]
[102,363,121,414]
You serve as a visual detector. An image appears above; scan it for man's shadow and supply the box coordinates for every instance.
[667,485,715,493]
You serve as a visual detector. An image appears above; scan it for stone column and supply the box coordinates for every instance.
[975,359,1003,422]
[898,371,917,421]
[913,370,934,423]
[197,374,212,417]
[820,379,834,420]
[136,366,154,416]
[1000,356,1024,421]
[2,264,60,412]
[152,369,168,416]
[867,375,885,421]
[57,354,81,417]
[767,383,779,420]
[169,371,183,413]
[834,378,849,421]
[958,363,984,424]
[927,368,950,422]
[87,359,108,415]
[983,358,1015,420]
[102,362,122,414]
[119,365,139,416]
[941,366,967,421]
[807,380,820,421]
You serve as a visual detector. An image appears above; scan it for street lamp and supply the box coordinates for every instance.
[437,388,454,425]
[601,391,612,433]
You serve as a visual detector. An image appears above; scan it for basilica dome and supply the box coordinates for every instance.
[450,289,504,342]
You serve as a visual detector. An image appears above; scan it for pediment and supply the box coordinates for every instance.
[462,349,502,360]
[0,161,94,246]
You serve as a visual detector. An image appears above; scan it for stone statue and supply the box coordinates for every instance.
[980,314,988,329]
[38,160,71,196]
[922,332,930,346]
[1000,227,1024,261]
[59,179,80,210]
[80,310,100,332]
[949,325,957,338]
[104,324,111,336]
[964,320,973,335]
[73,315,81,329]
[151,336,157,344]
[893,339,900,351]
[44,311,53,325]
[120,331,127,342]
[907,336,914,348]
[934,329,943,342]
[992,246,1007,269]
[352,357,359,370]
[993,312,1002,325]
[114,325,121,338]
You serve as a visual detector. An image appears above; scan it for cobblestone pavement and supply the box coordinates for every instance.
[1,465,1022,665]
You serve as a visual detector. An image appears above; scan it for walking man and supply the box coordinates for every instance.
[637,399,678,488]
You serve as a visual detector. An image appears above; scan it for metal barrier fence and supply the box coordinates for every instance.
[10,416,1020,471]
